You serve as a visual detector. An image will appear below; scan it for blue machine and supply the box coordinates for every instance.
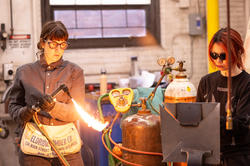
[80,98,122,166]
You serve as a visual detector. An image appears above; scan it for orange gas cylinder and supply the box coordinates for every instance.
[164,71,196,103]
[121,108,163,166]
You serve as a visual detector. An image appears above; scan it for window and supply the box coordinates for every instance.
[41,0,160,48]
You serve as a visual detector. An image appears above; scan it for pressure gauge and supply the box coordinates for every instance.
[122,89,131,95]
[2,32,8,38]
[109,88,134,113]
[157,58,167,66]
[111,91,120,97]
[166,56,175,65]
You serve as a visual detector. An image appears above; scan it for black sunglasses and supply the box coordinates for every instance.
[210,52,226,61]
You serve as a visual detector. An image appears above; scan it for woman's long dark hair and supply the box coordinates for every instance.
[208,28,245,69]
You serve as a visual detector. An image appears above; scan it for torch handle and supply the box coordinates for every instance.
[51,84,67,98]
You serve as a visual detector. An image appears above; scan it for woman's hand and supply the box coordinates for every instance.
[38,95,55,112]
[19,106,34,122]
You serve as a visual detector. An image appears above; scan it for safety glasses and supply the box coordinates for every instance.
[210,52,226,61]
[47,40,69,50]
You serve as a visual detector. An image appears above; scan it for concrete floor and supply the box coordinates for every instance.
[0,102,19,166]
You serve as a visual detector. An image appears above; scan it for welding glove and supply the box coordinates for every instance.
[37,94,55,112]
[19,106,35,122]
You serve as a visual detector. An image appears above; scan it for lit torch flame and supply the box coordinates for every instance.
[72,99,109,131]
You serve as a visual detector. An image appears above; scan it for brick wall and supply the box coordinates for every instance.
[219,0,246,37]
[0,0,248,90]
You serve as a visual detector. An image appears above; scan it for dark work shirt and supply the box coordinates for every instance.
[8,55,85,132]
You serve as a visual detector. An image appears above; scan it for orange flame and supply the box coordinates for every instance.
[72,99,109,131]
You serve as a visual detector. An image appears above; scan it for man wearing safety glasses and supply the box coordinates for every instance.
[196,28,250,166]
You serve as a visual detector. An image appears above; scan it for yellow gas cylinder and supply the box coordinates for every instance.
[164,71,196,103]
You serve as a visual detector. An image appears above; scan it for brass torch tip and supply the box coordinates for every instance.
[226,108,233,130]
[226,117,233,130]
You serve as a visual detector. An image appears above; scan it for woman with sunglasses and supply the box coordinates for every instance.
[196,28,250,166]
[8,21,85,165]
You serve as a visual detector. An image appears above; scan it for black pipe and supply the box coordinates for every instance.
[10,0,14,35]
[0,24,7,50]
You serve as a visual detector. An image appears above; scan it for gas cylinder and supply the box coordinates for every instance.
[164,69,196,103]
[164,63,195,166]
[121,103,162,166]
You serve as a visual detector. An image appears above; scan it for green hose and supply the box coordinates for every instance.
[97,93,109,122]
[97,93,116,166]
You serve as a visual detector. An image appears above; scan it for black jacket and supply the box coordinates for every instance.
[196,70,250,155]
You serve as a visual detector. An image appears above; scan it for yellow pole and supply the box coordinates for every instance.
[206,0,219,73]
